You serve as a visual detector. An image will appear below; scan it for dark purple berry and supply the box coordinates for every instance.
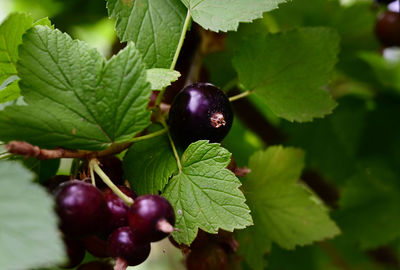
[103,186,137,233]
[186,243,228,270]
[168,83,233,148]
[375,0,396,5]
[55,180,106,236]
[128,195,175,242]
[77,261,113,270]
[60,238,85,269]
[108,227,151,266]
[83,235,110,258]
[375,11,400,47]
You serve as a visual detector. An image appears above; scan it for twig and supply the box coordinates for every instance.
[6,129,167,160]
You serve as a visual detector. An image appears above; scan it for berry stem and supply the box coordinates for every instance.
[155,9,191,107]
[161,118,183,173]
[229,90,252,102]
[171,9,191,71]
[89,159,133,206]
[126,128,167,143]
[89,162,96,186]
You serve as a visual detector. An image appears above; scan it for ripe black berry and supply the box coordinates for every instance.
[375,11,400,47]
[375,0,396,5]
[55,180,106,235]
[103,186,137,233]
[128,195,175,242]
[186,243,228,270]
[108,227,151,266]
[83,235,110,258]
[60,238,85,269]
[168,83,233,148]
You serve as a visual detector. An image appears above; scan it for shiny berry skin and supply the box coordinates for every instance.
[375,11,400,47]
[168,83,233,148]
[107,227,151,266]
[83,235,110,258]
[128,195,175,242]
[55,180,106,235]
[77,261,113,270]
[103,186,137,233]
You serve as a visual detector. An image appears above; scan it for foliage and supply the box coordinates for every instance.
[0,0,399,269]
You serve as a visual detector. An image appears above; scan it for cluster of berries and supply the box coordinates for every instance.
[45,156,175,269]
[374,0,400,47]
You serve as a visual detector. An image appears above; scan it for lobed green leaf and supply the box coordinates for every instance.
[107,0,187,68]
[181,0,288,32]
[163,140,253,245]
[147,68,181,91]
[238,146,340,269]
[123,133,177,195]
[0,26,151,150]
[233,27,339,122]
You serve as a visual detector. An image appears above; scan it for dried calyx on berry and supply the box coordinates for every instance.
[128,195,176,243]
[168,82,233,148]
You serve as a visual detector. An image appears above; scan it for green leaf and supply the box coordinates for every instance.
[147,68,181,91]
[238,146,340,268]
[181,0,287,32]
[233,27,339,122]
[0,80,20,103]
[123,133,177,195]
[336,161,400,249]
[163,140,253,245]
[0,13,33,103]
[282,97,367,184]
[359,51,400,92]
[0,13,33,82]
[107,0,187,68]
[0,160,65,270]
[0,26,151,150]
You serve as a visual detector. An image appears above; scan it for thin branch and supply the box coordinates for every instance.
[6,129,167,160]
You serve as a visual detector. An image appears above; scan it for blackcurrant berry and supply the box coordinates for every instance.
[375,0,396,5]
[60,238,85,269]
[128,195,175,242]
[77,261,113,270]
[83,235,110,258]
[55,180,106,236]
[186,243,228,270]
[107,227,151,266]
[168,83,233,148]
[375,11,400,47]
[103,186,137,233]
